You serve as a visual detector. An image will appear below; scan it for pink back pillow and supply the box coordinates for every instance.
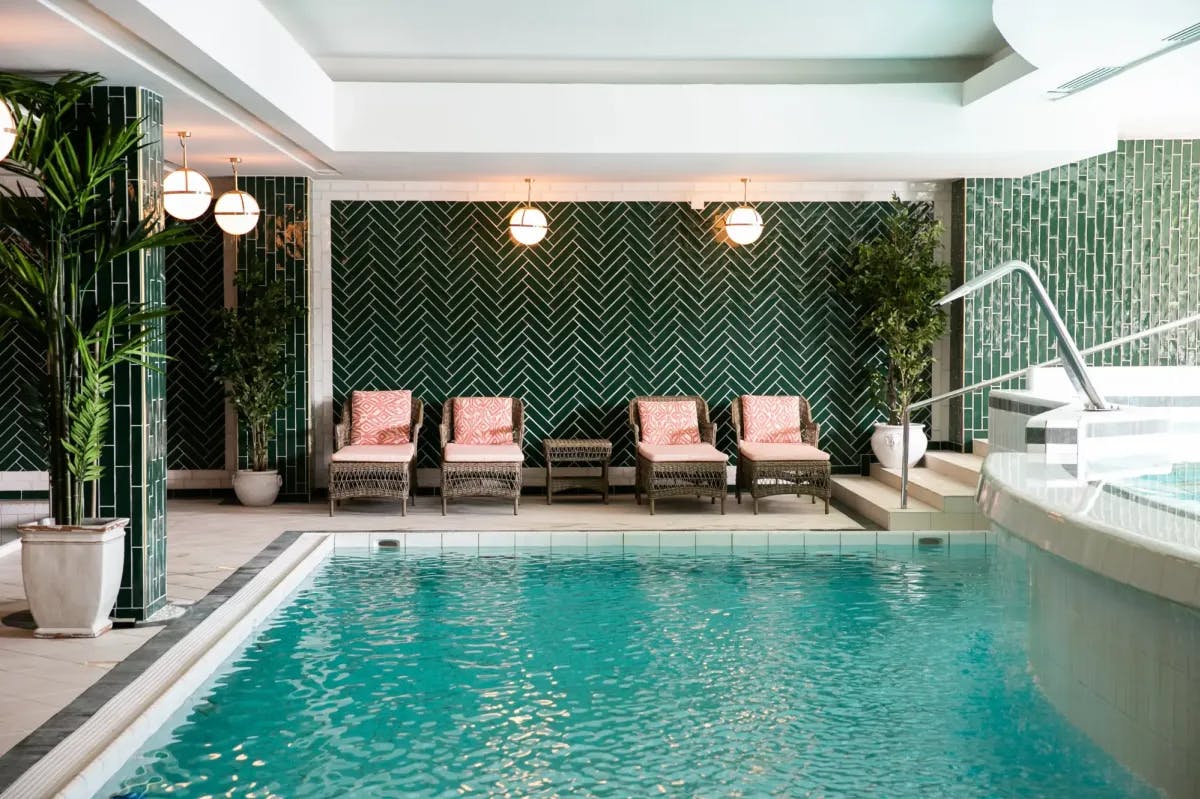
[454,397,514,444]
[350,390,412,445]
[742,395,803,443]
[638,399,701,445]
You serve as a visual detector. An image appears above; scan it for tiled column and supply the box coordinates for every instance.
[87,87,168,622]
[234,177,311,499]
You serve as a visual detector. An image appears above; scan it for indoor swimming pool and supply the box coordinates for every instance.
[97,539,1161,799]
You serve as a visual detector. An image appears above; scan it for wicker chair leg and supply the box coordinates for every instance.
[401,496,407,517]
[513,497,519,516]
[720,494,726,515]
[649,497,655,515]
[441,492,447,516]
[753,497,759,515]
[329,498,335,517]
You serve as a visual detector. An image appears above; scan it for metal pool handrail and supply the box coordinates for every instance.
[896,260,1200,509]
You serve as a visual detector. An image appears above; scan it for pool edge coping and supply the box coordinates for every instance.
[0,531,332,799]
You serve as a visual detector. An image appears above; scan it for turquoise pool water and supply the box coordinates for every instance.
[100,541,1157,798]
[1117,462,1200,515]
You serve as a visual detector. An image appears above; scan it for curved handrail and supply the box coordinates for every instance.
[900,259,1116,508]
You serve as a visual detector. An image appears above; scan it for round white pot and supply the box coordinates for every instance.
[870,423,928,469]
[233,469,282,507]
[17,518,127,638]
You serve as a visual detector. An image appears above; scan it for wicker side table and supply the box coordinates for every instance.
[544,439,612,504]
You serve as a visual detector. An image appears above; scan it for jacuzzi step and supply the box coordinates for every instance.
[869,463,978,513]
[973,438,990,457]
[831,475,939,530]
[923,451,984,486]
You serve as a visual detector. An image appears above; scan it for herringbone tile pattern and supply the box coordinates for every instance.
[0,271,42,472]
[332,201,893,471]
[165,215,225,470]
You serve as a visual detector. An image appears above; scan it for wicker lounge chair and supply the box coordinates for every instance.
[330,391,424,516]
[731,394,831,514]
[628,395,727,514]
[440,397,525,515]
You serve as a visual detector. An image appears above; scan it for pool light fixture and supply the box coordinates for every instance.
[724,178,764,245]
[162,131,213,220]
[510,178,548,245]
[0,95,16,162]
[213,157,260,236]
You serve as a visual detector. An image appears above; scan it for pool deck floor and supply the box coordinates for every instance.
[0,492,867,757]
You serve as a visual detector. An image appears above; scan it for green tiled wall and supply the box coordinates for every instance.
[958,140,1200,443]
[87,86,168,621]
[235,177,310,499]
[331,200,904,472]
[165,214,226,471]
[0,258,41,472]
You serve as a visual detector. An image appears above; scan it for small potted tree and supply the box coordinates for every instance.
[846,195,949,469]
[209,269,301,506]
[0,72,190,637]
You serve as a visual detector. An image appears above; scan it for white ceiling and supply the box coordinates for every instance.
[262,0,1006,64]
[0,0,1197,182]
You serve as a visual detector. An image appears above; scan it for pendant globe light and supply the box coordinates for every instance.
[162,131,213,220]
[724,178,764,245]
[213,157,260,236]
[0,95,16,162]
[509,178,548,245]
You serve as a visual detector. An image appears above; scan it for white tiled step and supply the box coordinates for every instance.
[923,451,984,486]
[869,463,978,513]
[832,475,990,532]
[973,438,990,457]
[832,475,936,530]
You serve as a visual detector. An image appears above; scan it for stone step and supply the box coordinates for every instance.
[923,451,984,486]
[832,475,989,531]
[869,463,978,513]
[973,438,990,457]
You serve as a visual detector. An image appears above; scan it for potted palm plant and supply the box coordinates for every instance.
[209,269,300,506]
[846,195,949,469]
[0,72,190,637]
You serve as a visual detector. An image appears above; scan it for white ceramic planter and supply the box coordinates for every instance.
[232,469,282,507]
[17,518,127,638]
[870,423,928,469]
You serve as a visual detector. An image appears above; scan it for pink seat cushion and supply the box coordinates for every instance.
[331,443,415,463]
[638,400,701,444]
[444,443,524,463]
[637,443,727,463]
[350,390,412,445]
[741,395,803,443]
[739,441,830,462]
[453,397,514,444]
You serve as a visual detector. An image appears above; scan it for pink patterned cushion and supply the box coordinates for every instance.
[331,443,415,463]
[739,442,829,462]
[741,395,803,443]
[350,390,412,445]
[453,397,514,444]
[638,400,701,444]
[637,443,727,463]
[443,443,523,463]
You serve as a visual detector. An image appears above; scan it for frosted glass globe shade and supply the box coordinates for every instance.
[162,167,213,220]
[214,189,260,235]
[509,207,548,245]
[724,205,763,245]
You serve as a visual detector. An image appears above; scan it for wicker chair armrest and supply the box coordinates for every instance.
[410,399,424,450]
[699,422,716,445]
[514,400,525,446]
[334,421,348,451]
[439,422,451,449]
[628,421,641,448]
[803,421,820,447]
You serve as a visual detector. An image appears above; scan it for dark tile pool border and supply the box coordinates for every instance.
[0,530,303,793]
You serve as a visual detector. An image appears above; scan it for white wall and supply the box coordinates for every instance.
[309,179,951,488]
